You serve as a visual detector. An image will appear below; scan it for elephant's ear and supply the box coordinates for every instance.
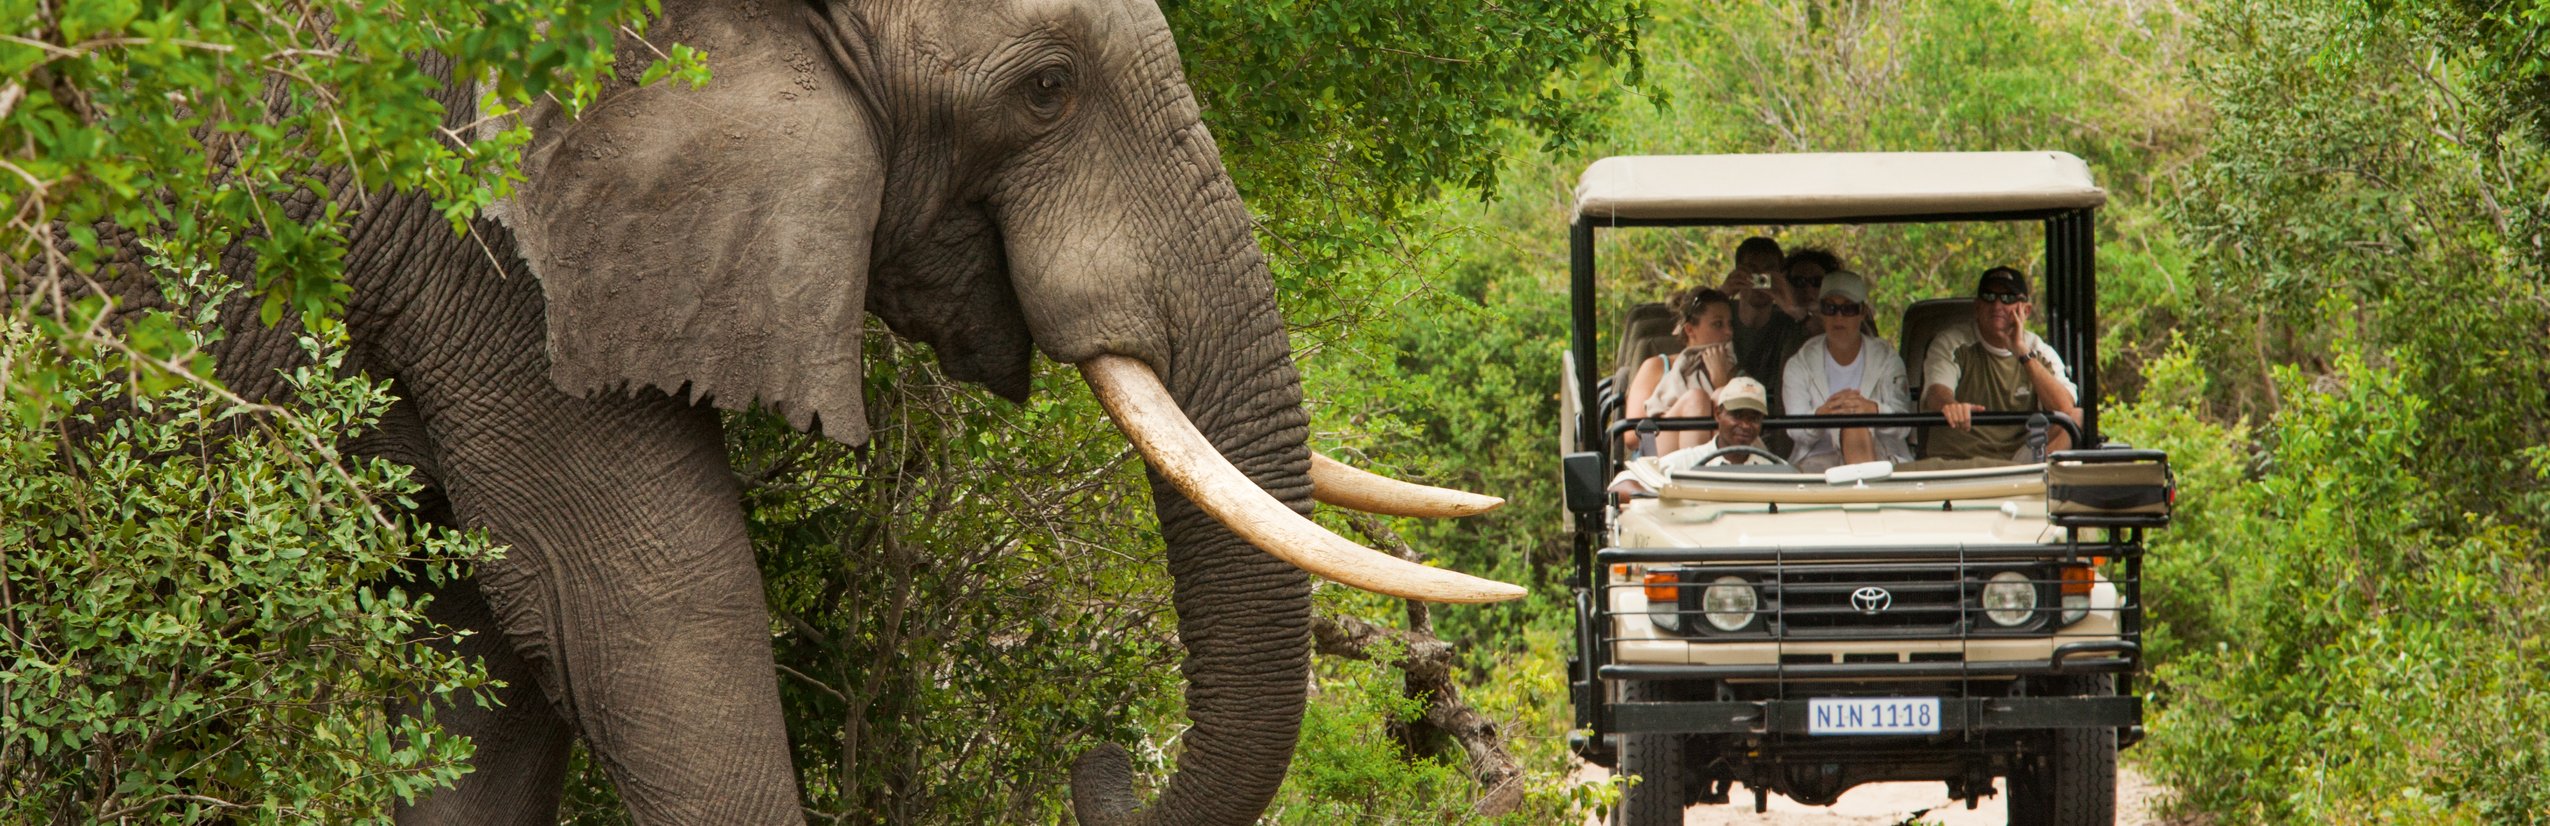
[504,1,880,443]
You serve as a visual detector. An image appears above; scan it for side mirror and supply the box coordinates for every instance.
[1563,452,1607,515]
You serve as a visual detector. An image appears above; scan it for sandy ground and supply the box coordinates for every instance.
[1574,762,2175,825]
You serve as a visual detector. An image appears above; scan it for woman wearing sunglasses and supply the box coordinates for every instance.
[1779,270,1913,472]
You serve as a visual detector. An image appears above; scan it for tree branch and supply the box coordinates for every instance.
[1310,612,1522,816]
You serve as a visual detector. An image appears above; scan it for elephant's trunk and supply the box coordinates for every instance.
[1069,272,1317,826]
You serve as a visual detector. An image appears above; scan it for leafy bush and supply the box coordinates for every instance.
[2122,2,2550,820]
[0,278,495,822]
[2122,342,2550,824]
[1268,624,1615,824]
[722,336,1183,824]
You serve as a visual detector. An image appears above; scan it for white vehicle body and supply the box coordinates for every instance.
[1555,152,2173,824]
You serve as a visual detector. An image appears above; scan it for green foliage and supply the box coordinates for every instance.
[1269,625,1616,824]
[1163,0,1646,343]
[0,270,496,822]
[1,0,686,404]
[710,335,1183,824]
[2,1,689,817]
[2114,1,2550,821]
[2121,343,2550,824]
[1274,648,1478,823]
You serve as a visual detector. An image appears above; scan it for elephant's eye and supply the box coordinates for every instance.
[1022,64,1073,119]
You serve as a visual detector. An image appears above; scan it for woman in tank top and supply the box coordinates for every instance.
[1624,286,1738,454]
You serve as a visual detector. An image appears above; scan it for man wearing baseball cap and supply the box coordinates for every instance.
[1921,266,2081,462]
[1659,376,1778,470]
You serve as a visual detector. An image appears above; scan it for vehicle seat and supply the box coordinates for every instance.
[1606,301,1679,406]
[1897,297,1974,457]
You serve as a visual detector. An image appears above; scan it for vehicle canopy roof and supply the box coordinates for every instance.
[1572,151,2105,225]
[1561,150,2112,459]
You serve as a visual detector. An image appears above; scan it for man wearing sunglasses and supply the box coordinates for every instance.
[1920,266,2081,462]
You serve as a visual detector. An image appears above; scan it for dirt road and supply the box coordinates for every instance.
[1574,763,2174,825]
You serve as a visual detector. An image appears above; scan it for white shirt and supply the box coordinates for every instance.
[1780,334,1913,468]
[1821,346,1865,401]
[1658,438,1776,472]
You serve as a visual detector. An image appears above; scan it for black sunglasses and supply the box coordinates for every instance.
[1817,301,1863,317]
[1977,291,2029,305]
[1787,274,1823,289]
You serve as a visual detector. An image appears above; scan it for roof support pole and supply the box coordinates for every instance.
[2075,210,2100,444]
[1571,220,1600,454]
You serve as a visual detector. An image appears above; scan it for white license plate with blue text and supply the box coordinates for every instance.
[1807,697,1940,735]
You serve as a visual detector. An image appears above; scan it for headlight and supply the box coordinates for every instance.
[1981,571,2038,627]
[1702,576,1758,632]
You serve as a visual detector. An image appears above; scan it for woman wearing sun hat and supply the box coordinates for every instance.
[1779,270,1912,472]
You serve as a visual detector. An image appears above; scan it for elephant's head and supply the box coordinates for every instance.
[498,0,1515,822]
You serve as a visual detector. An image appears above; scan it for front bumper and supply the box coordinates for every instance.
[1611,694,2140,735]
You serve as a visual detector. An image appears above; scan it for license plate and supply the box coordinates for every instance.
[1807,697,1940,735]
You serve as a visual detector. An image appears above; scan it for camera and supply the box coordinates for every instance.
[1750,272,1773,290]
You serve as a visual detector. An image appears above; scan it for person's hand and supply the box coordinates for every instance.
[1688,341,1737,385]
[1772,281,1807,318]
[1817,389,1878,416]
[1723,268,1774,308]
[1942,401,1982,430]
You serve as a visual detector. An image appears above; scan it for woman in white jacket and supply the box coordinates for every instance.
[1780,270,1913,471]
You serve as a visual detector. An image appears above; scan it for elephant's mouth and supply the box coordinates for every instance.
[1075,354,1522,603]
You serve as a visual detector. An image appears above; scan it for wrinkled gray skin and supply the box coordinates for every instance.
[158,0,1313,822]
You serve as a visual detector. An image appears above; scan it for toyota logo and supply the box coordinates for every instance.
[1850,587,1893,614]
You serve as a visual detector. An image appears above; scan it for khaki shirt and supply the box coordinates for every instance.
[1921,325,2072,462]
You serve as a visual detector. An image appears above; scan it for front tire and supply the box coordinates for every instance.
[1612,679,1692,826]
[2007,675,2117,826]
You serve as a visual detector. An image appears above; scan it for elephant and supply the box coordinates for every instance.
[57,0,1524,822]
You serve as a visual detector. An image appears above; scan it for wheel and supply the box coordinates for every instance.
[2007,675,2117,826]
[1612,679,1693,826]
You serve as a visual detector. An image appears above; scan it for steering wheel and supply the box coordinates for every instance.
[1689,445,1796,471]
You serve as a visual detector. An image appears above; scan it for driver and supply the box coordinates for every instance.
[1920,266,2081,462]
[1659,377,1775,470]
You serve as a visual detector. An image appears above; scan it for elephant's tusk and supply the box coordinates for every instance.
[1078,355,1526,604]
[1309,452,1504,518]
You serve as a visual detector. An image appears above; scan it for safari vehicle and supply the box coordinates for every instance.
[1556,153,2175,825]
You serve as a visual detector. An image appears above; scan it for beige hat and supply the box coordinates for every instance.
[1820,270,1871,307]
[1717,376,1769,415]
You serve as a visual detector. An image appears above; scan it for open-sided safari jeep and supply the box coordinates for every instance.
[1556,153,2174,825]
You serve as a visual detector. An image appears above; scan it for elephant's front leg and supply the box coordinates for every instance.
[424,388,797,824]
[395,568,575,826]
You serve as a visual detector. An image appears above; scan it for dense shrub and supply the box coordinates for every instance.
[2119,341,2550,824]
[0,282,495,822]
[2122,1,2550,820]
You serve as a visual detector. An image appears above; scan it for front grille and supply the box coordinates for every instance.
[1670,563,2052,639]
[1775,566,1967,635]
